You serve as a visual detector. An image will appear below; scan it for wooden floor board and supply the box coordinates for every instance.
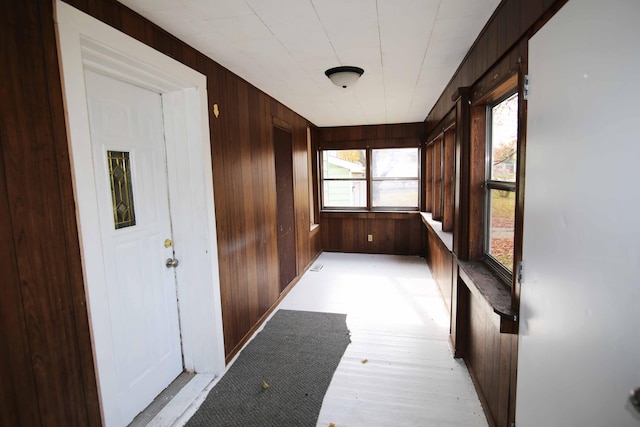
[279,252,487,427]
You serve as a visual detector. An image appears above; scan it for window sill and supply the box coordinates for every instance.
[457,259,518,334]
[420,212,453,252]
[320,210,419,220]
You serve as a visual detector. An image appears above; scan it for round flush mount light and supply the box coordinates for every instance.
[325,66,364,89]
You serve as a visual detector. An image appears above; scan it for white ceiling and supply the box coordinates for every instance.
[117,0,500,127]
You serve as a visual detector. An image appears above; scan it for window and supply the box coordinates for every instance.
[485,92,518,276]
[322,149,367,208]
[107,150,136,229]
[371,148,419,208]
[321,147,419,210]
[424,126,455,231]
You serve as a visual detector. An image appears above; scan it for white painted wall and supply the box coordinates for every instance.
[517,0,640,425]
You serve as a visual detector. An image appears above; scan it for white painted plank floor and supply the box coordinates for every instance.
[278,252,487,427]
[172,252,487,427]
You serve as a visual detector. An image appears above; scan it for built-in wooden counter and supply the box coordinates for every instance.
[457,260,517,334]
[420,212,454,314]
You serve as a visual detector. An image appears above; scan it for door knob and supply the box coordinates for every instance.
[165,258,179,268]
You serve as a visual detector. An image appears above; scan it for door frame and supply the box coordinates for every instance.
[55,2,225,425]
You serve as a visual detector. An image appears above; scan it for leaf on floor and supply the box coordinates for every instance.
[261,380,269,390]
[329,423,336,427]
[361,358,368,364]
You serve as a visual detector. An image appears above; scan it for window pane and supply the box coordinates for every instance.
[490,93,518,182]
[107,150,136,229]
[372,180,418,208]
[372,148,418,178]
[322,149,366,179]
[488,189,515,271]
[323,180,367,208]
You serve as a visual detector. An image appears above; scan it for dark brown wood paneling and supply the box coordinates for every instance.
[0,138,41,427]
[322,212,423,255]
[468,106,487,260]
[425,108,457,143]
[442,127,455,232]
[425,144,433,212]
[464,287,514,427]
[424,227,453,313]
[453,88,472,259]
[319,122,424,144]
[425,0,567,135]
[212,76,316,357]
[451,272,469,358]
[0,0,101,425]
[432,138,443,221]
[454,261,518,427]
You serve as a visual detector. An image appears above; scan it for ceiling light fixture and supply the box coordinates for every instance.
[325,66,364,89]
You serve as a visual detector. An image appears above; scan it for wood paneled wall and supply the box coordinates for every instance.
[322,212,423,255]
[1,1,101,425]
[425,0,568,135]
[317,123,425,255]
[462,281,516,427]
[1,0,321,424]
[424,227,453,314]
[317,122,424,145]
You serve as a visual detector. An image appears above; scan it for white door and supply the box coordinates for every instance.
[84,70,183,424]
[517,0,640,425]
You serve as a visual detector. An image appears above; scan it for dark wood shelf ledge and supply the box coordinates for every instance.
[457,260,518,333]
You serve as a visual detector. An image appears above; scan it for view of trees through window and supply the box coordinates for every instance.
[487,92,518,272]
[489,190,515,269]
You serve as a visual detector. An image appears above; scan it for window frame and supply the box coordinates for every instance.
[432,137,444,220]
[483,91,519,283]
[320,149,368,210]
[423,124,455,232]
[370,147,420,210]
[307,126,320,229]
[320,147,420,211]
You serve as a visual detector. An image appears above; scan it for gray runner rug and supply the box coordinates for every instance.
[185,309,351,427]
